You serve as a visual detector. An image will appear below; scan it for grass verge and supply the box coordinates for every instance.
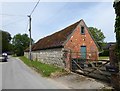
[19,56,67,77]
[99,56,109,60]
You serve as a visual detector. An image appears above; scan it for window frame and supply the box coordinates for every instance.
[81,26,85,35]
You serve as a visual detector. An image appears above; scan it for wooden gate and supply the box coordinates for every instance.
[71,58,111,82]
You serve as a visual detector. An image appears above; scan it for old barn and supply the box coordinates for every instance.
[24,19,99,70]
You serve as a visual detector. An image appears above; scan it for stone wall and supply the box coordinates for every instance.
[24,48,66,68]
[24,52,29,59]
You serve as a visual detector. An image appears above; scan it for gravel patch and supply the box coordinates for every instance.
[53,72,112,89]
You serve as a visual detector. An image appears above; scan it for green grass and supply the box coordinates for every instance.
[99,56,109,60]
[19,56,66,77]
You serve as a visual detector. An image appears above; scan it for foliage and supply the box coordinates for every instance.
[88,27,106,50]
[114,1,120,60]
[0,30,12,52]
[99,56,109,60]
[19,56,66,77]
[99,50,109,56]
[12,33,33,56]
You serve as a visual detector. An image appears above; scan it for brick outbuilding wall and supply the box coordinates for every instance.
[64,20,98,60]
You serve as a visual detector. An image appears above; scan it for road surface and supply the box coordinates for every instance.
[1,56,68,89]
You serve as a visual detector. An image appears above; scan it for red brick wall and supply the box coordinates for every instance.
[64,20,98,60]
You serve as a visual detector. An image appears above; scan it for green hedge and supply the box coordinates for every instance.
[99,50,109,56]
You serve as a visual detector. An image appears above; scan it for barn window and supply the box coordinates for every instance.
[81,26,85,34]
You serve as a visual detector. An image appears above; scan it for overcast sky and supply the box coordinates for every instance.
[0,0,116,42]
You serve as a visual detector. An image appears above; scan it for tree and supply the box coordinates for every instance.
[109,1,120,90]
[12,33,33,56]
[114,0,120,60]
[0,30,12,52]
[88,27,105,50]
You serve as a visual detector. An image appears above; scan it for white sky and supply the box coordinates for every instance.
[0,0,116,42]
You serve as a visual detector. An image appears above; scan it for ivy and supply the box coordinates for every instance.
[114,1,120,60]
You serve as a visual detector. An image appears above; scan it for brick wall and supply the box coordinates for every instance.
[64,20,98,60]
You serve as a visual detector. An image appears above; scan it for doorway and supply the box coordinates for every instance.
[80,46,86,59]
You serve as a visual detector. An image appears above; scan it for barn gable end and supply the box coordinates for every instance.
[64,19,98,60]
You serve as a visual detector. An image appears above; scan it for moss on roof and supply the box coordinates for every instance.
[25,20,80,51]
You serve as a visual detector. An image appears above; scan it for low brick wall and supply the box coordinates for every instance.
[24,48,65,68]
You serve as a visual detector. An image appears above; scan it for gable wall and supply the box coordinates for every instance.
[64,20,98,60]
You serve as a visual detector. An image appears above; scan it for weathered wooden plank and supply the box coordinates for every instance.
[71,59,111,82]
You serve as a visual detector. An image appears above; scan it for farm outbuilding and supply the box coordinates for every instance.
[24,19,99,70]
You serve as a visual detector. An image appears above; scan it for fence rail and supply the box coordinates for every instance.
[71,58,111,82]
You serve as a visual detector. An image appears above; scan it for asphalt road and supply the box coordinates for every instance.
[1,56,68,89]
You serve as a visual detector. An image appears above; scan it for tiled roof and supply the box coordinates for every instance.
[25,20,80,51]
[103,42,116,50]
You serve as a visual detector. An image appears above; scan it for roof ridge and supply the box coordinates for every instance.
[37,20,81,41]
[35,20,81,43]
[25,19,81,51]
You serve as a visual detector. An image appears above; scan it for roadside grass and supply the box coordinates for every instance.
[99,56,109,60]
[12,54,16,57]
[19,56,67,77]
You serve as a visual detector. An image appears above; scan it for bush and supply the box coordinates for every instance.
[99,50,109,56]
